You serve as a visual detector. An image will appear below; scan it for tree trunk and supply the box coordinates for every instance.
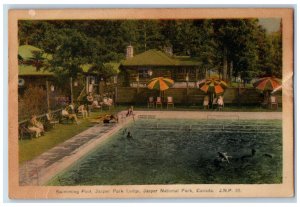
[86,76,89,94]
[143,23,147,51]
[70,77,73,104]
[99,80,105,98]
[46,80,50,111]
[223,47,228,81]
[228,61,233,82]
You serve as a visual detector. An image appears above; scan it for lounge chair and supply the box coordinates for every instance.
[269,95,278,110]
[77,105,88,118]
[60,109,78,124]
[261,97,269,108]
[217,96,224,111]
[212,98,218,109]
[91,100,102,110]
[156,97,162,108]
[46,113,59,128]
[148,97,154,108]
[19,123,35,140]
[203,96,209,109]
[102,98,113,110]
[167,96,174,109]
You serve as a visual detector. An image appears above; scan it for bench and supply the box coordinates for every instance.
[19,123,35,140]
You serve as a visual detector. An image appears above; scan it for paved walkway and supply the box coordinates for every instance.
[134,111,282,120]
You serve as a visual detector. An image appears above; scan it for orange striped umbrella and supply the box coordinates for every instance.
[253,77,282,91]
[147,77,174,91]
[199,78,228,94]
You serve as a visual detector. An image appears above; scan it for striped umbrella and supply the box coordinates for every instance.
[147,77,174,91]
[199,78,228,94]
[253,77,282,91]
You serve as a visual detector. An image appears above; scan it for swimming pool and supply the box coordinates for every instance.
[49,118,282,185]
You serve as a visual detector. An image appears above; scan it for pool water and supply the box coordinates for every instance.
[49,119,282,185]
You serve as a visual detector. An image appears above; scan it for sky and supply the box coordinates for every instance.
[258,18,281,33]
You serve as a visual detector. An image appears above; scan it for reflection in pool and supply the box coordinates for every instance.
[48,119,282,185]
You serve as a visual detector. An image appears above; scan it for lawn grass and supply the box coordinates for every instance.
[19,107,126,164]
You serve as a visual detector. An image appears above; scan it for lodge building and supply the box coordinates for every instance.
[118,46,205,88]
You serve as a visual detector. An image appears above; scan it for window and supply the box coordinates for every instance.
[138,68,150,78]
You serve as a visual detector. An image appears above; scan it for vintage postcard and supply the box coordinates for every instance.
[8,8,294,199]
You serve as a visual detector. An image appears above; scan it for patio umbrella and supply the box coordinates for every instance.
[147,77,174,99]
[253,77,282,108]
[147,77,174,91]
[199,78,228,95]
[253,77,282,91]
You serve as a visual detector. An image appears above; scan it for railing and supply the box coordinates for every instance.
[18,108,63,125]
[207,114,240,120]
[132,122,281,134]
[137,115,156,119]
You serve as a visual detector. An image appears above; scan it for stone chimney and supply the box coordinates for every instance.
[126,45,134,59]
[164,46,173,56]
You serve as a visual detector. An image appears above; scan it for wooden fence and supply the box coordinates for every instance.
[115,87,282,105]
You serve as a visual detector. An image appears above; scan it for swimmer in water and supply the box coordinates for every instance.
[126,131,133,140]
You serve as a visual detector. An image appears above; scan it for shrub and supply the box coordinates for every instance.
[18,85,48,121]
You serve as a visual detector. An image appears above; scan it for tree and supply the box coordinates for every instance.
[212,19,262,83]
[190,20,220,76]
[49,29,92,76]
[23,50,49,71]
[18,19,281,84]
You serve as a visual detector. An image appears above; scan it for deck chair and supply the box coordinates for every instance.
[217,96,224,111]
[212,97,218,109]
[77,105,88,118]
[156,97,163,108]
[203,96,209,109]
[91,100,102,111]
[102,98,113,110]
[148,97,154,108]
[261,97,269,108]
[19,123,35,140]
[60,109,75,123]
[269,95,278,110]
[46,113,59,128]
[167,96,174,109]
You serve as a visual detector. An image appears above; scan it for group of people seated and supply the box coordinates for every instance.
[60,92,115,123]
[61,104,80,124]
[203,95,224,110]
[86,92,114,111]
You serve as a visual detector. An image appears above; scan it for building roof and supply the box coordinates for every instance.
[19,65,54,76]
[121,49,201,67]
[19,45,52,60]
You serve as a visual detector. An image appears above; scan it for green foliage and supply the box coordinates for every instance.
[18,19,282,82]
[24,50,49,71]
[89,63,119,80]
[18,85,48,121]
